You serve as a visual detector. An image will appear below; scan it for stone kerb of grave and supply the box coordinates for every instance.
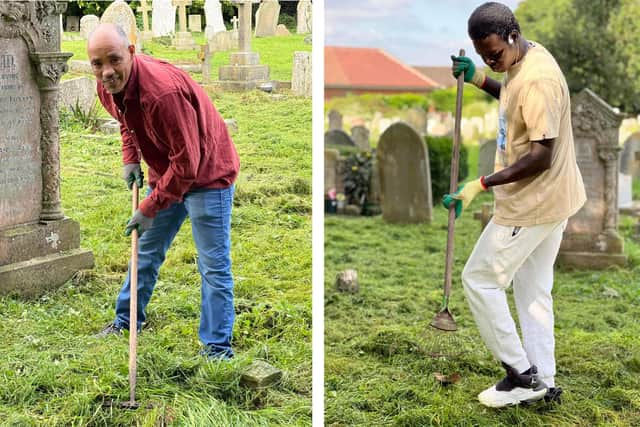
[0,1,94,297]
[558,88,627,268]
[377,122,433,223]
[254,0,280,37]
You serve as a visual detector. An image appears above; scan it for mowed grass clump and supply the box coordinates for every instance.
[325,191,640,426]
[0,87,310,424]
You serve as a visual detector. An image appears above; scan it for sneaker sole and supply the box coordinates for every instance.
[478,387,548,408]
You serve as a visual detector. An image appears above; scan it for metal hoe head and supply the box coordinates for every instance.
[430,307,458,332]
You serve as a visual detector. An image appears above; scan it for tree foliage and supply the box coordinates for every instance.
[515,0,640,113]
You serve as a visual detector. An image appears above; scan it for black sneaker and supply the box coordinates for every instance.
[94,322,125,338]
[544,387,563,404]
[478,362,548,408]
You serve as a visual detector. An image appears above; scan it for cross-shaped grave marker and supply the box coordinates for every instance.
[172,0,192,33]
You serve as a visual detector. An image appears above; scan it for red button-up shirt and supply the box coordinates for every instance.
[96,55,240,217]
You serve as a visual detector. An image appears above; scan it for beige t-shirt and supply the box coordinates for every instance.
[492,42,586,226]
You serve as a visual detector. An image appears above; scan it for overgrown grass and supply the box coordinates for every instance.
[0,90,311,423]
[325,188,640,426]
[62,32,311,81]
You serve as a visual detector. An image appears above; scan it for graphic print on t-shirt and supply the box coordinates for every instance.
[497,107,507,167]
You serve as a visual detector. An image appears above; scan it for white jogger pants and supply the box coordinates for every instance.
[462,218,567,387]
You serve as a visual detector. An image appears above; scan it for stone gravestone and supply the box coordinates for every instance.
[218,0,269,91]
[0,1,94,297]
[189,14,202,32]
[204,0,226,39]
[325,149,340,195]
[618,172,632,209]
[328,109,342,131]
[297,0,312,34]
[66,15,80,32]
[620,132,640,177]
[558,89,627,268]
[478,138,497,177]
[291,51,311,97]
[254,0,280,37]
[405,107,427,136]
[137,0,153,41]
[100,0,141,52]
[209,30,239,52]
[152,0,176,37]
[351,125,370,151]
[58,77,96,113]
[324,129,355,147]
[79,15,99,39]
[377,122,433,223]
[275,24,290,36]
[172,0,197,50]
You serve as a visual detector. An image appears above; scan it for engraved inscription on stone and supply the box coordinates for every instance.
[0,38,42,228]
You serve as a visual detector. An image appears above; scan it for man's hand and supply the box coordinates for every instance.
[451,55,486,88]
[442,177,488,218]
[124,209,154,237]
[122,163,144,190]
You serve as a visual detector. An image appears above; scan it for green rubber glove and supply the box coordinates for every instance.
[122,163,144,190]
[442,178,488,219]
[442,185,464,219]
[124,209,154,237]
[451,55,486,87]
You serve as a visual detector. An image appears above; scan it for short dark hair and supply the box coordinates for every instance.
[468,2,520,42]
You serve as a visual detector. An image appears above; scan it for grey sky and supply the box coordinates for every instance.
[325,0,524,66]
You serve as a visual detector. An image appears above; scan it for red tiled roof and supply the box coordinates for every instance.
[325,46,440,91]
[412,66,456,89]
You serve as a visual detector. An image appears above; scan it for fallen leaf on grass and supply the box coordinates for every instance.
[433,372,461,386]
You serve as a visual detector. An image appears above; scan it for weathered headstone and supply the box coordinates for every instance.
[136,0,153,40]
[336,269,359,293]
[199,44,211,84]
[405,107,427,136]
[66,15,80,32]
[152,0,176,37]
[188,14,202,32]
[296,0,312,34]
[204,0,226,39]
[254,0,280,37]
[58,77,96,113]
[171,0,196,50]
[618,172,632,209]
[275,24,290,36]
[291,51,311,97]
[217,0,269,91]
[351,125,370,151]
[620,132,640,177]
[328,109,342,131]
[79,15,99,39]
[558,89,627,268]
[377,122,433,223]
[324,129,355,147]
[478,139,497,177]
[325,149,340,195]
[0,1,94,297]
[208,30,239,51]
[100,0,141,51]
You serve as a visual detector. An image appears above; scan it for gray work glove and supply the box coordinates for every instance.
[124,209,154,237]
[122,163,144,190]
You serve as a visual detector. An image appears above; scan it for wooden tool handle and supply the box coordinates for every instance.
[129,182,139,404]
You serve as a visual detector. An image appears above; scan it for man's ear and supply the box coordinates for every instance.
[128,44,136,56]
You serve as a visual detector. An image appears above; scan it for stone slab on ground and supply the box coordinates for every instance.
[240,360,283,389]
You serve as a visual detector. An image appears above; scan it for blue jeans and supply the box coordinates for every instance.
[114,185,235,357]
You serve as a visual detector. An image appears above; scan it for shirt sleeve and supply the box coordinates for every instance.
[138,91,202,217]
[121,122,140,165]
[519,79,562,142]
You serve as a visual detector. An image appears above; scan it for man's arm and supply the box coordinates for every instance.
[479,75,501,100]
[483,138,554,187]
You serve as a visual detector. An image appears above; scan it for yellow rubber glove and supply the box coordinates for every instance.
[451,177,488,212]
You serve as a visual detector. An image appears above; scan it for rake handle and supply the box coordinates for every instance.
[129,182,139,404]
[442,48,465,304]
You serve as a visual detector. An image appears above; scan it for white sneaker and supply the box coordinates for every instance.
[478,362,548,408]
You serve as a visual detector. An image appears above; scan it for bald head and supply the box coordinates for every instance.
[87,23,135,94]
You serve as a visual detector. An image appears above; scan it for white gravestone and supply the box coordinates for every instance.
[204,0,226,39]
[80,15,99,40]
[152,0,177,36]
[296,0,312,34]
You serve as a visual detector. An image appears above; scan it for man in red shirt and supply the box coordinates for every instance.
[89,24,240,359]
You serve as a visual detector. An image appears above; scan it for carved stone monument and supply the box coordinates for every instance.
[328,109,342,131]
[79,15,99,40]
[100,0,141,51]
[296,0,312,34]
[254,0,280,37]
[171,0,196,50]
[291,51,311,97]
[217,0,270,91]
[377,122,433,223]
[152,0,176,37]
[324,129,355,147]
[188,14,202,32]
[204,0,226,39]
[558,89,627,268]
[0,1,94,297]
[351,125,370,151]
[136,0,153,41]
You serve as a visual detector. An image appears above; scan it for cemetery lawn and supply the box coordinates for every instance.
[62,33,311,81]
[325,192,640,426]
[0,90,311,425]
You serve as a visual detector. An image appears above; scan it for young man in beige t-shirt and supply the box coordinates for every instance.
[443,2,586,408]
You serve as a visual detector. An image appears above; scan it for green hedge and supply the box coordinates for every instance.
[426,135,469,204]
